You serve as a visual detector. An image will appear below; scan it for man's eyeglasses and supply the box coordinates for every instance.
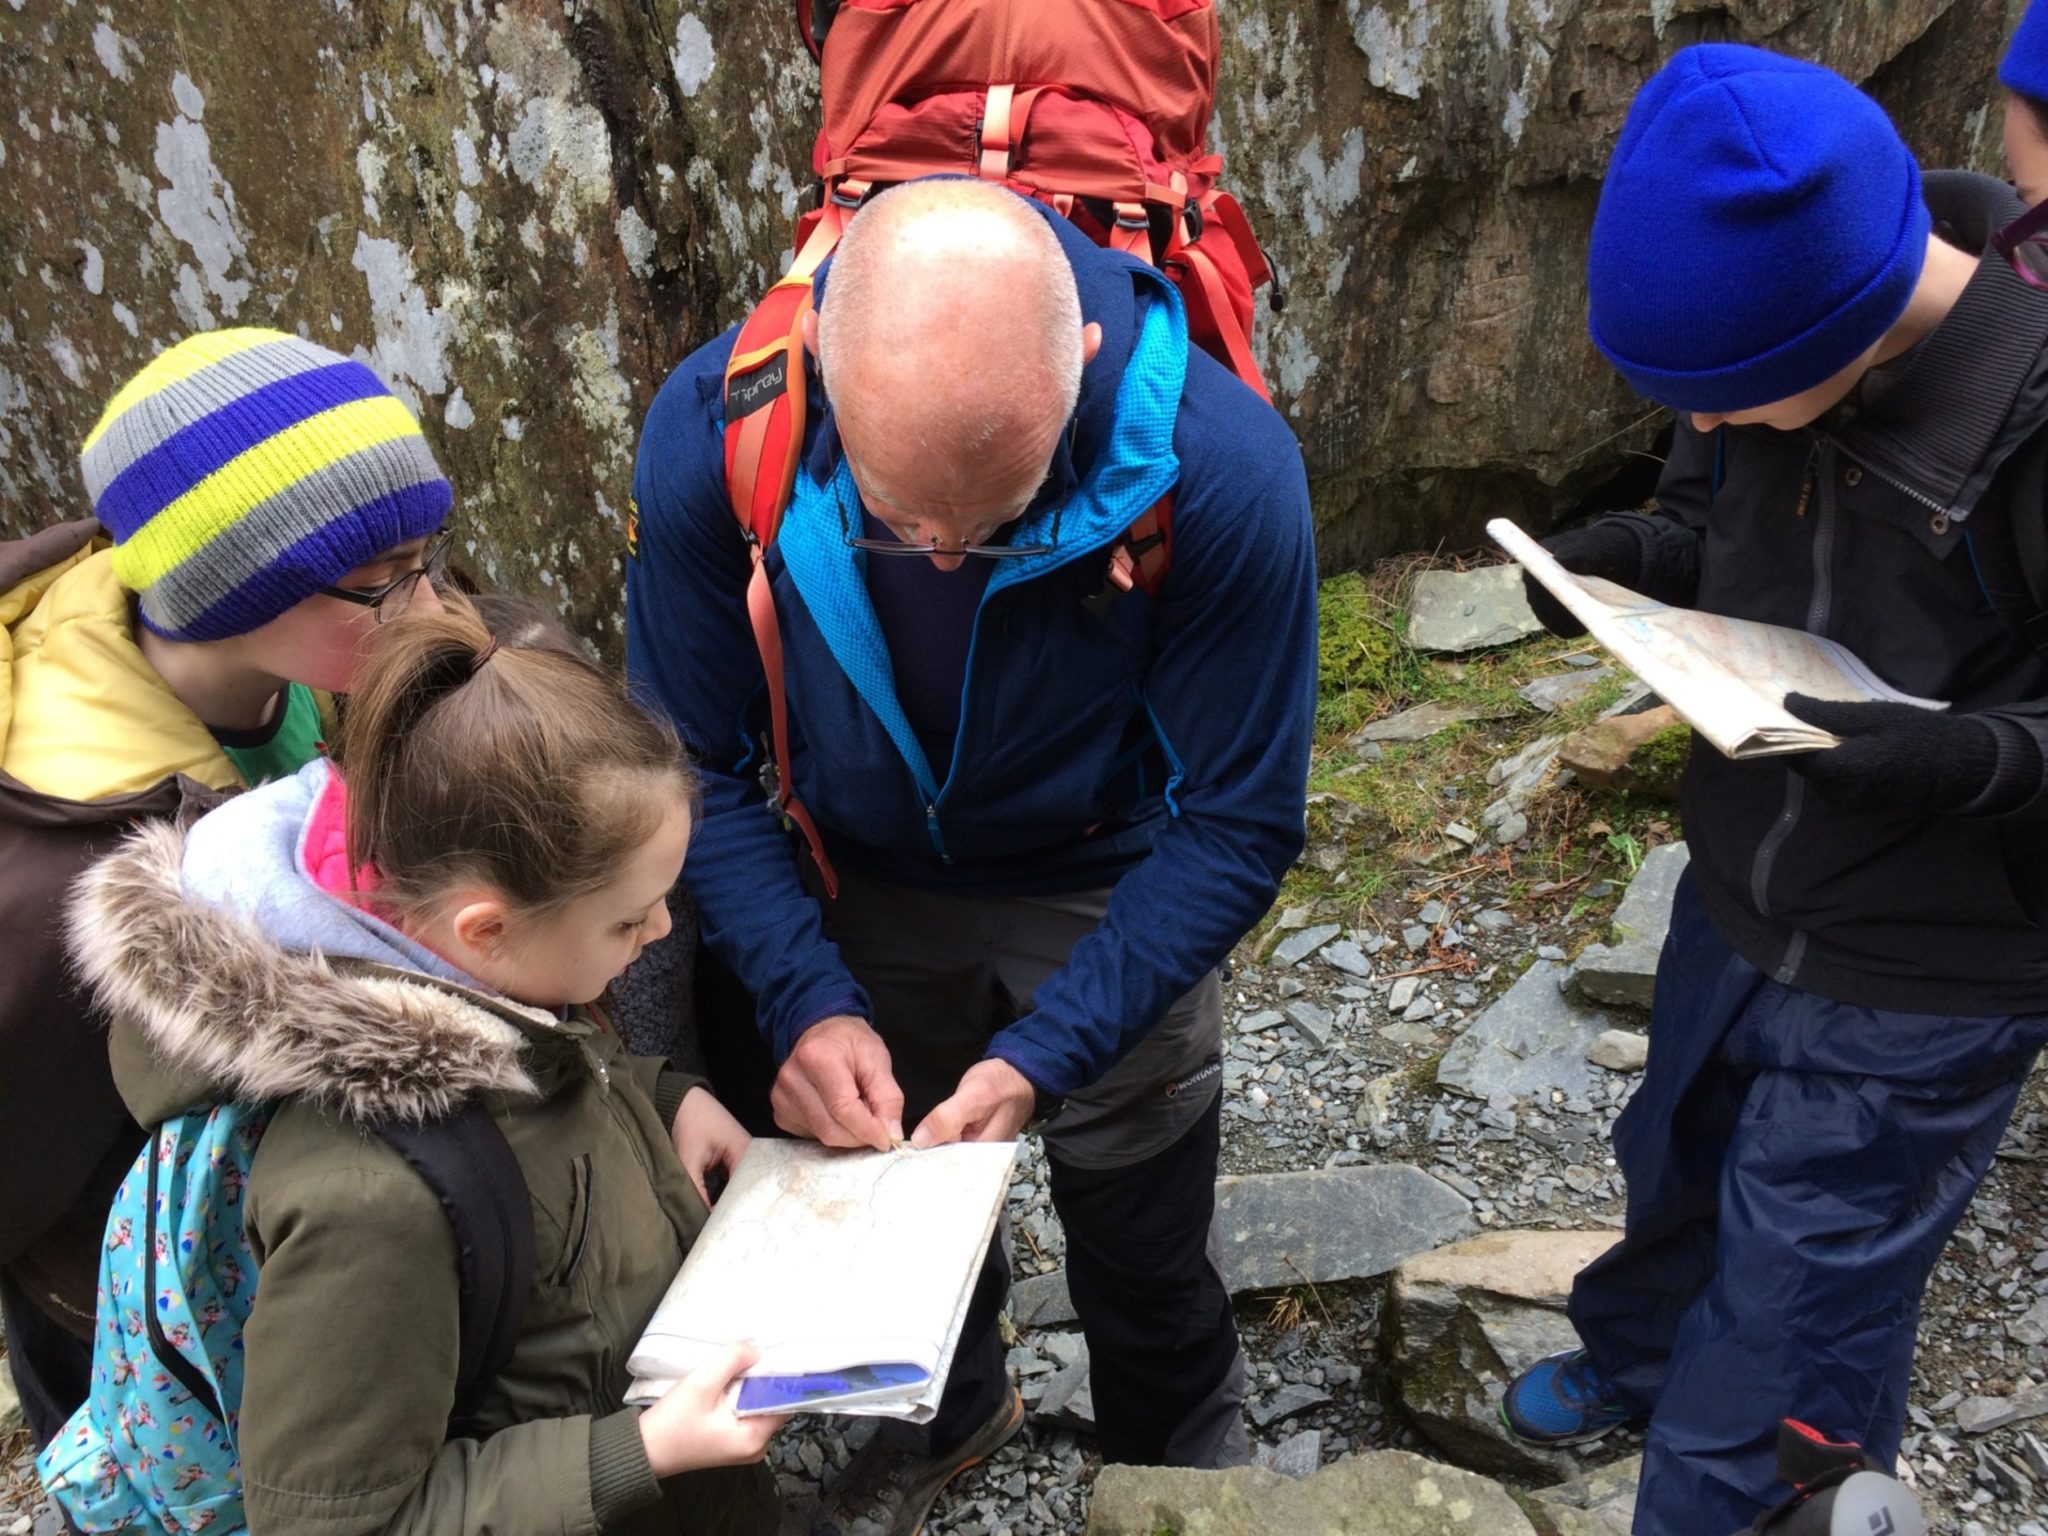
[319,534,449,622]
[1995,199,2048,291]
[842,501,1063,560]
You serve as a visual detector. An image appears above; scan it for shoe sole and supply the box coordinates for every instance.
[1496,1399,1629,1449]
[902,1391,1026,1536]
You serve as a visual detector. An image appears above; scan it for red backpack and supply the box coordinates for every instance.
[723,0,1279,891]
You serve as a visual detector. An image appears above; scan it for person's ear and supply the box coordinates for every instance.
[1081,321,1102,367]
[802,309,820,362]
[449,896,511,961]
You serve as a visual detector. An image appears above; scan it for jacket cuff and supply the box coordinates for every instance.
[655,1069,708,1131]
[589,1408,663,1530]
[1963,715,2047,816]
[771,992,872,1063]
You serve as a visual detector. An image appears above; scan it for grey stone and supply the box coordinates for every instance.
[0,1363,20,1440]
[1438,961,1610,1102]
[1380,1020,1440,1047]
[1004,1345,1054,1377]
[1011,1270,1077,1329]
[1958,1388,2048,1435]
[1387,1229,1622,1480]
[1285,1001,1336,1048]
[1252,1383,1332,1427]
[1418,900,1449,926]
[2011,1299,2048,1347]
[1320,939,1375,978]
[1034,1359,1096,1430]
[1493,811,1529,844]
[1402,995,1438,1024]
[1403,924,1433,951]
[1475,909,1515,934]
[1084,1450,1541,1535]
[1261,1428,1323,1480]
[1407,566,1545,654]
[1352,699,1510,744]
[1273,923,1343,967]
[1216,1166,1474,1291]
[1574,843,1691,1009]
[1389,976,1422,1013]
[1586,1029,1650,1073]
[1239,1008,1289,1035]
[1519,666,1616,713]
[1445,822,1481,847]
[1530,1456,1643,1536]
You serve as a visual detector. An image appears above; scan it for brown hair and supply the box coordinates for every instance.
[334,592,693,921]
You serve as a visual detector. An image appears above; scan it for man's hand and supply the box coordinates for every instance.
[771,1014,905,1152]
[1782,695,2034,816]
[911,1058,1037,1149]
[671,1086,750,1207]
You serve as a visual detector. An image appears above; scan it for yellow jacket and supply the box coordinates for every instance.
[2,531,243,799]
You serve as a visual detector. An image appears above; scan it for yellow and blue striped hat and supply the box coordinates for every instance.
[81,329,452,642]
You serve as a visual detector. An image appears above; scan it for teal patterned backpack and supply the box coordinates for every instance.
[39,1100,531,1534]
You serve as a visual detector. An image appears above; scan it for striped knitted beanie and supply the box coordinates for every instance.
[81,329,452,642]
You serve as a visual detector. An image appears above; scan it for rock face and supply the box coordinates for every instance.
[1383,1229,1620,1479]
[1558,706,1690,799]
[1084,1449,1542,1535]
[0,2,2012,650]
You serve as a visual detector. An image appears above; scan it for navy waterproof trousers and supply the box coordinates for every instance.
[1568,871,2048,1536]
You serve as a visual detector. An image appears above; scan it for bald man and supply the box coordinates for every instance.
[629,178,1314,1532]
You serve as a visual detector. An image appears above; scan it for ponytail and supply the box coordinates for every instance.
[334,593,692,920]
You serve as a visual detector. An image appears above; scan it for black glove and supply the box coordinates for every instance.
[1520,520,1647,639]
[1782,695,2041,816]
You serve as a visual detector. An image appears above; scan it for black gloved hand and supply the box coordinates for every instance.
[1520,520,1647,639]
[1782,695,2039,816]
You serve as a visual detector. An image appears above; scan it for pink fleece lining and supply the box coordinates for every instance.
[300,767,382,901]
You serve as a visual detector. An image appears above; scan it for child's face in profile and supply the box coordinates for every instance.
[457,793,693,1009]
[229,536,445,694]
[2008,94,2048,211]
[1683,342,1882,437]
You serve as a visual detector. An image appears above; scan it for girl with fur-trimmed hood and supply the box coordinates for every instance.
[58,593,784,1536]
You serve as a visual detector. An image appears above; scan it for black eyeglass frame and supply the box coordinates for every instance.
[318,533,450,622]
[1994,199,2048,292]
[840,498,1064,560]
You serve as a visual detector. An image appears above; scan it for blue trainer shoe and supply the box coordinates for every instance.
[1500,1348,1635,1446]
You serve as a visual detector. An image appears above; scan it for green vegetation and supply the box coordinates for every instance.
[1267,558,1681,958]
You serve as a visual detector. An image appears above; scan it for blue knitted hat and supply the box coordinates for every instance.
[1587,44,1931,415]
[2005,2,2048,103]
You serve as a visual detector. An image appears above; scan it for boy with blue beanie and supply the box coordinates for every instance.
[2003,0,2048,204]
[1502,44,2048,1535]
[0,328,450,1451]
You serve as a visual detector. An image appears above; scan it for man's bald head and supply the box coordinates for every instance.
[812,182,1094,566]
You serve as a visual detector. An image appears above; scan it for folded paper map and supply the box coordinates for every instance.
[1489,518,1946,758]
[626,1138,1018,1421]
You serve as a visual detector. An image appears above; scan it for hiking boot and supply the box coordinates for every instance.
[1500,1348,1635,1446]
[810,1387,1024,1536]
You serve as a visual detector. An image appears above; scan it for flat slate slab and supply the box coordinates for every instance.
[1520,666,1616,713]
[1086,1450,1541,1535]
[1351,698,1509,744]
[1215,1165,1474,1291]
[1437,960,1609,1103]
[1574,841,1689,1009]
[1013,1166,1473,1329]
[1407,565,1544,654]
[1272,923,1342,967]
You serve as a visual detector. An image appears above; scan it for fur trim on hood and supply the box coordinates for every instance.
[69,819,539,1123]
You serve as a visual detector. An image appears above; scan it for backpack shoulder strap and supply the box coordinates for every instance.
[370,1103,534,1438]
[1108,494,1174,598]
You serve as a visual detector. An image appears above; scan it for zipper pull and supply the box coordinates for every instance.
[925,802,953,866]
[1794,441,1818,519]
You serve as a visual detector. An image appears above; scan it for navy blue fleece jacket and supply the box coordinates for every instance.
[626,209,1315,1097]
